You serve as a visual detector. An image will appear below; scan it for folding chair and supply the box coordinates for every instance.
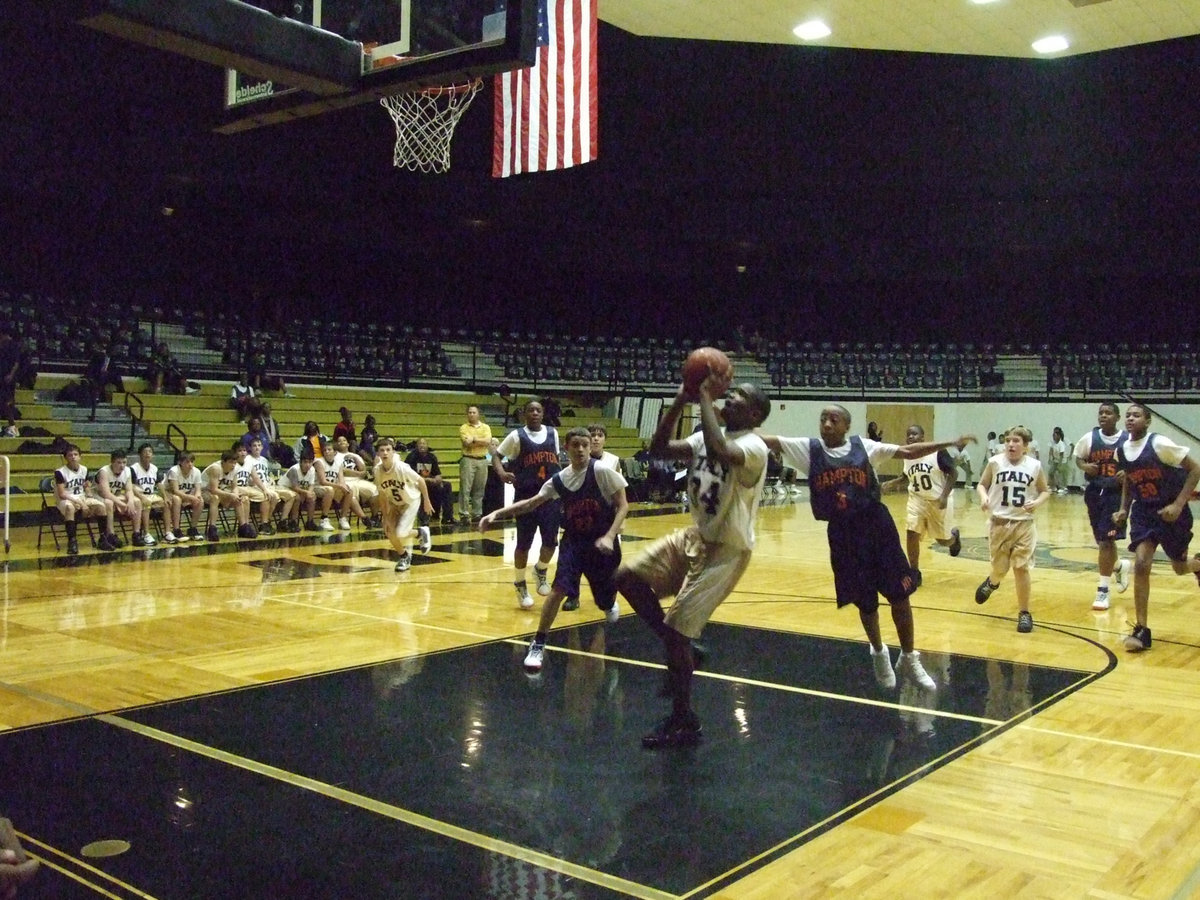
[38,476,98,551]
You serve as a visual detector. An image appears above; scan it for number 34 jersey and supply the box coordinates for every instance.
[985,453,1043,521]
[684,429,768,551]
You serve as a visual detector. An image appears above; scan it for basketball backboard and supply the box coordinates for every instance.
[80,0,538,132]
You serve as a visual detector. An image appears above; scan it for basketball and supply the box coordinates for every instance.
[681,347,733,396]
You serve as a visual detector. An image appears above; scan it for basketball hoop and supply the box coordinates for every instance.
[380,79,483,174]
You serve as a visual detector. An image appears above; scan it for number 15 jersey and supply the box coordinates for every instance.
[985,453,1042,521]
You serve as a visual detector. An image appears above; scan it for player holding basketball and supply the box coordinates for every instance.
[1111,403,1200,652]
[616,364,771,749]
[374,437,433,572]
[492,400,561,608]
[762,407,973,690]
[1073,401,1131,610]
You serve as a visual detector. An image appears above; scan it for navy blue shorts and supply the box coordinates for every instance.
[1129,502,1193,562]
[1084,485,1126,543]
[553,534,621,610]
[515,497,560,552]
[827,502,917,614]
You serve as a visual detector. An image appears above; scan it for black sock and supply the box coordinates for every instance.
[535,631,547,644]
[66,521,77,539]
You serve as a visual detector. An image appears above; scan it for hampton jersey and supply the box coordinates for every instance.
[985,454,1042,520]
[542,461,628,541]
[1073,427,1124,491]
[1115,433,1189,510]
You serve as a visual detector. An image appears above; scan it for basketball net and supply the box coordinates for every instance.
[380,80,483,174]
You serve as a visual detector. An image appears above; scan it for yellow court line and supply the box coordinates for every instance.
[1024,724,1200,762]
[542,642,1007,726]
[13,846,151,899]
[100,714,680,900]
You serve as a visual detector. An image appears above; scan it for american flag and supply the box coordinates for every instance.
[492,0,597,178]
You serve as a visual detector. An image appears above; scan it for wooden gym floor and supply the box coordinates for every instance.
[1,490,1199,898]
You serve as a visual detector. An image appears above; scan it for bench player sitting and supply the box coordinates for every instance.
[130,443,164,545]
[164,451,205,541]
[334,435,379,528]
[202,449,254,541]
[54,444,115,555]
[244,437,293,534]
[95,449,140,549]
[284,448,332,531]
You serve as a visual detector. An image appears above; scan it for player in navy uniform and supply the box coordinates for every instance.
[1111,403,1200,652]
[481,427,629,672]
[764,406,974,690]
[492,400,561,609]
[1073,401,1131,610]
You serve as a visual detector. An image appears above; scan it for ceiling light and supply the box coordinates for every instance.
[970,0,1001,5]
[1032,35,1069,53]
[793,20,832,41]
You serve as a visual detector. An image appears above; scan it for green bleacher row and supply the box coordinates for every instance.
[2,382,644,517]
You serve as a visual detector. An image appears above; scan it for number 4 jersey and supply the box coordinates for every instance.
[985,452,1042,520]
[684,429,768,551]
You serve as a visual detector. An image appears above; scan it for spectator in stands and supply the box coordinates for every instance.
[0,328,18,424]
[259,401,280,445]
[458,405,492,523]
[230,374,260,421]
[406,437,455,526]
[84,344,124,418]
[358,414,379,463]
[241,416,274,460]
[164,451,205,541]
[201,449,254,541]
[294,420,326,463]
[95,449,140,549]
[333,407,357,447]
[541,395,562,427]
[867,421,884,442]
[130,443,164,545]
[15,338,38,390]
[588,424,621,469]
[54,443,116,555]
[246,344,292,397]
[144,342,171,394]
